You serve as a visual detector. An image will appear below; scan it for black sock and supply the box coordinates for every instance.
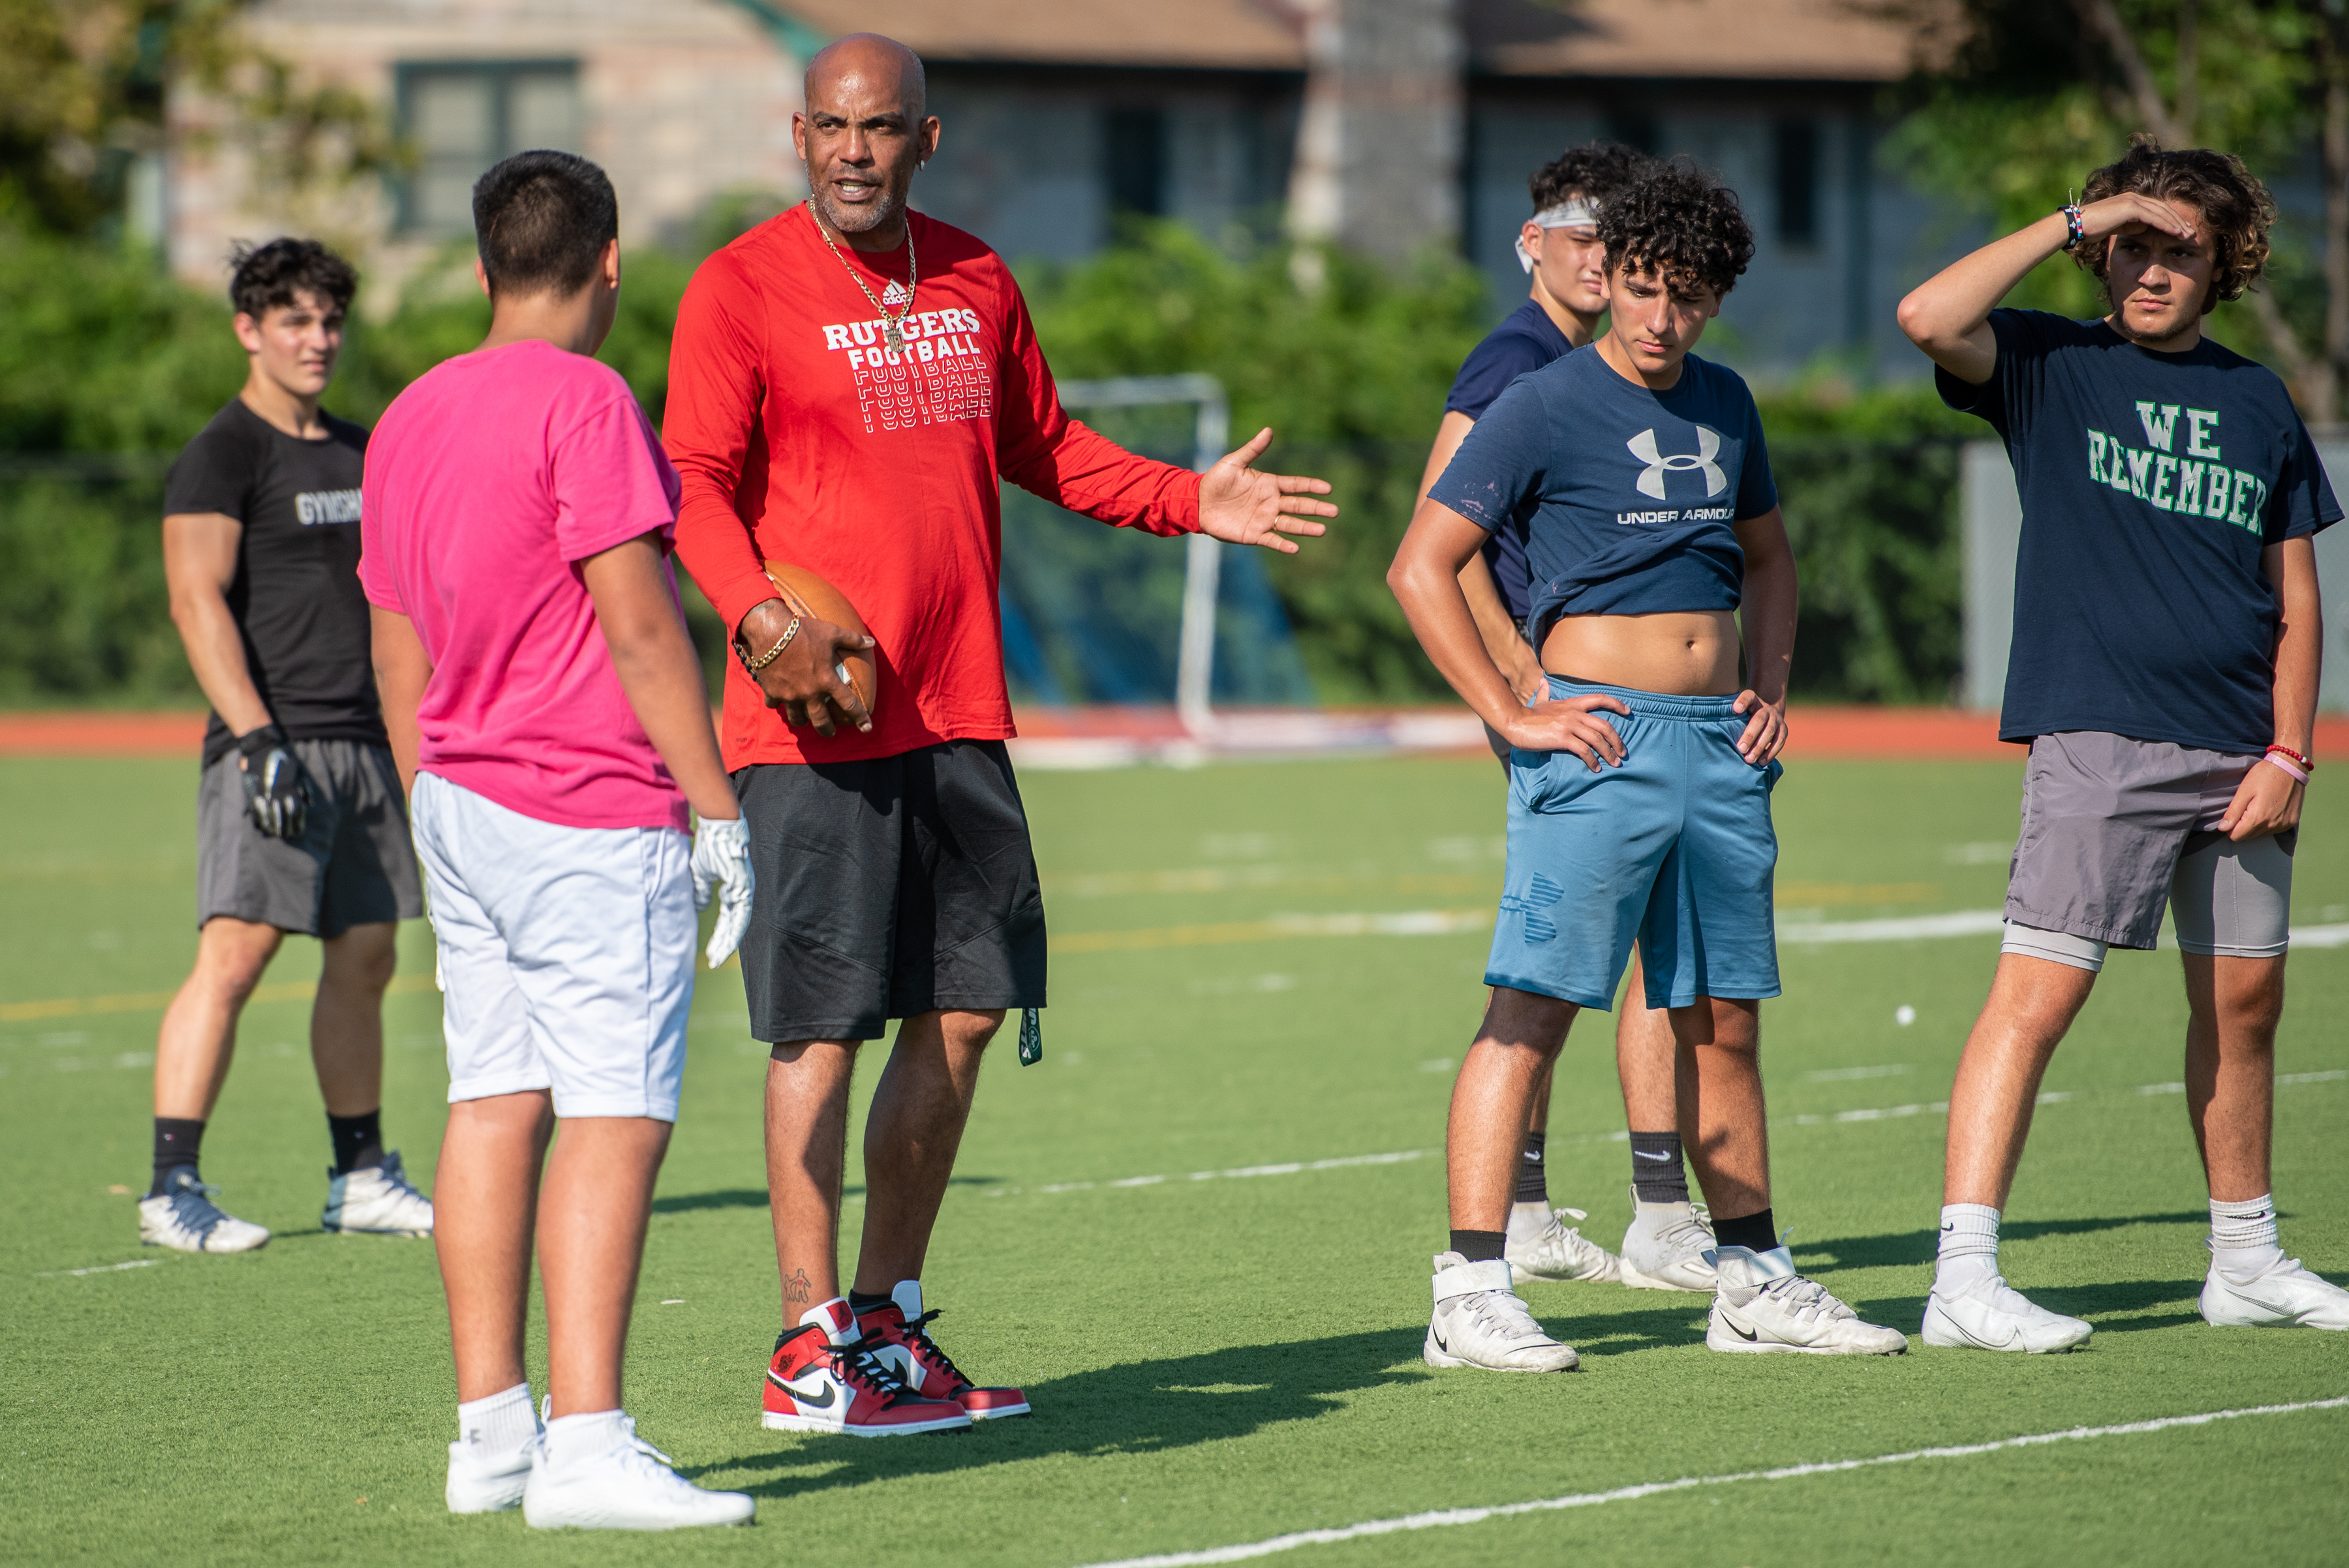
[150,1117,205,1197]
[1512,1131,1549,1207]
[847,1289,896,1318]
[1629,1131,1689,1205]
[328,1110,383,1175]
[1448,1229,1507,1263]
[1712,1207,1777,1253]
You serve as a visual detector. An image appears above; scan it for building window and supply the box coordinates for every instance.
[1105,107,1167,220]
[397,62,581,234]
[1774,119,1819,246]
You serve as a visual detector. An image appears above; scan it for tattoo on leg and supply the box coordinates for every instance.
[784,1267,812,1306]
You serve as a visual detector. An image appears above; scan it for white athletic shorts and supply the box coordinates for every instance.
[410,772,694,1121]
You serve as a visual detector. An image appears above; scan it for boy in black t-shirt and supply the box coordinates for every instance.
[1899,139,2346,1347]
[141,239,430,1254]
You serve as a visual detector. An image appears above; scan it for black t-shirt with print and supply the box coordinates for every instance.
[1939,310,2340,755]
[164,398,385,765]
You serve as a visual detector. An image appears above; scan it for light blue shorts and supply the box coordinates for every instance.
[1486,677,1784,1011]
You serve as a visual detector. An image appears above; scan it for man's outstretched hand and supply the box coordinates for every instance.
[1197,427,1337,554]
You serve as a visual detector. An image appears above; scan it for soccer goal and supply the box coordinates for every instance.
[1000,373,1318,733]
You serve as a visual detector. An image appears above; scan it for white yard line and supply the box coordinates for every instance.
[972,1072,2344,1201]
[1068,1397,2349,1568]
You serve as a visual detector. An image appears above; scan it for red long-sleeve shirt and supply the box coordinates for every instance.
[664,205,1203,766]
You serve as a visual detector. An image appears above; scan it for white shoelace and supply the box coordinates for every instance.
[1755,1274,1854,1324]
[1461,1288,1549,1345]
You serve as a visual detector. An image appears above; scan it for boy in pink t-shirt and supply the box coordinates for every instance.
[362,152,754,1532]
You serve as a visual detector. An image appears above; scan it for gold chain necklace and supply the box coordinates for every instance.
[806,197,917,352]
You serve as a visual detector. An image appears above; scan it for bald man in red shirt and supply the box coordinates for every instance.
[666,33,1335,1437]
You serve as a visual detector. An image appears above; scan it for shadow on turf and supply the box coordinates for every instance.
[651,1176,1000,1216]
[685,1327,1441,1496]
[1790,1211,2210,1272]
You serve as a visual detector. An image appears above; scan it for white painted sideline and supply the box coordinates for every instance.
[1069,1397,2349,1568]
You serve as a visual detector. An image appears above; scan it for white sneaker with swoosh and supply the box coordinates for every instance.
[1424,1253,1580,1372]
[2200,1255,2349,1330]
[1619,1184,1716,1292]
[1706,1245,1908,1355]
[1921,1272,2093,1353]
[1506,1203,1624,1285]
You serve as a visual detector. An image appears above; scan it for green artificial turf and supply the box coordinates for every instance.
[1,752,2343,1566]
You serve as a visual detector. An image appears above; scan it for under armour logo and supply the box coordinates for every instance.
[1499,873,1564,943]
[1627,427,1727,500]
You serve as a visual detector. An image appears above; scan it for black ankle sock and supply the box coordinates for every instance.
[1629,1130,1689,1205]
[1448,1229,1508,1263]
[1512,1132,1549,1206]
[328,1110,383,1176]
[150,1117,205,1196]
[1712,1207,1777,1253]
[847,1290,895,1317]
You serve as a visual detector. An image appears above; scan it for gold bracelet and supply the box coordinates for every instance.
[736,615,801,674]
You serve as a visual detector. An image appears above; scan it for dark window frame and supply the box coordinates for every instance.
[393,59,582,235]
[1773,118,1820,247]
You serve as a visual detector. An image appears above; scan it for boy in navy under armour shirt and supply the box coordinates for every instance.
[1391,162,1908,1372]
[1900,138,2346,1349]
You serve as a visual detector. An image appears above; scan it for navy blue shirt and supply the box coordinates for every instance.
[1431,348,1778,645]
[1939,309,2339,755]
[1443,300,1574,621]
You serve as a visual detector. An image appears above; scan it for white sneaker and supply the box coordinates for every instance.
[322,1150,434,1237]
[1618,1184,1715,1292]
[1706,1245,1907,1355]
[1921,1272,2093,1353]
[447,1438,535,1513]
[2201,1255,2349,1330]
[1507,1203,1623,1285]
[523,1415,755,1531]
[138,1169,270,1253]
[1424,1252,1580,1372]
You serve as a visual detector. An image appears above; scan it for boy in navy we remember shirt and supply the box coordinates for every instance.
[1392,163,1908,1374]
[1900,138,2346,1351]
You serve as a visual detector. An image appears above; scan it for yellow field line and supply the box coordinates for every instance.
[0,972,436,1024]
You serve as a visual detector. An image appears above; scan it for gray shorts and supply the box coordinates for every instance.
[196,738,424,938]
[2001,731,2293,972]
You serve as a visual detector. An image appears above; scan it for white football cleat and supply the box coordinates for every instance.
[1507,1202,1624,1285]
[447,1437,535,1514]
[322,1150,434,1237]
[2201,1255,2349,1330]
[138,1169,270,1253]
[1706,1245,1907,1356]
[1921,1273,2093,1353]
[1424,1252,1580,1372]
[1618,1184,1715,1292]
[523,1415,755,1531]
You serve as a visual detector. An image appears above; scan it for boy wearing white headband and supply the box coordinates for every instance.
[1407,144,1714,1300]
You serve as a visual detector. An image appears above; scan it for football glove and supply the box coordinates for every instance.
[690,814,755,968]
[236,724,312,840]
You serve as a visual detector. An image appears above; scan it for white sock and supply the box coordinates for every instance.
[2209,1193,2283,1280]
[542,1408,628,1470]
[455,1383,538,1461]
[1935,1203,2001,1293]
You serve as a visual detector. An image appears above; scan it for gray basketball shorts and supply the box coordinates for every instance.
[196,738,424,938]
[2001,731,2293,973]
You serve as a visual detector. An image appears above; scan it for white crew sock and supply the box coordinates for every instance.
[455,1382,539,1462]
[542,1408,629,1471]
[1934,1203,2001,1293]
[2209,1193,2283,1280]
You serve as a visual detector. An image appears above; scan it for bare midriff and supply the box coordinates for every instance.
[1539,609,1742,697]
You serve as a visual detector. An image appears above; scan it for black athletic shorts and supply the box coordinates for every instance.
[734,739,1047,1045]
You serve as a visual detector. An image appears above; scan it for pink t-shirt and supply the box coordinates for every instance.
[360,339,688,832]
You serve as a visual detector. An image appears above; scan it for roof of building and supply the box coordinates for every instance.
[772,0,1924,81]
[771,0,1305,71]
[1467,0,1920,82]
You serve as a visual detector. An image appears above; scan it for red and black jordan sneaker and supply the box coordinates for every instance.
[862,1280,1032,1421]
[761,1297,972,1437]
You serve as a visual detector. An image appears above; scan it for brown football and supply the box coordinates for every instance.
[760,559,878,716]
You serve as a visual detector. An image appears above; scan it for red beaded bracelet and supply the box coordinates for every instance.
[2268,743,2313,769]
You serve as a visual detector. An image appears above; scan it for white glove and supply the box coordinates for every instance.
[689,814,754,969]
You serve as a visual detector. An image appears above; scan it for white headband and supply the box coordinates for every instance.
[1516,199,1600,273]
